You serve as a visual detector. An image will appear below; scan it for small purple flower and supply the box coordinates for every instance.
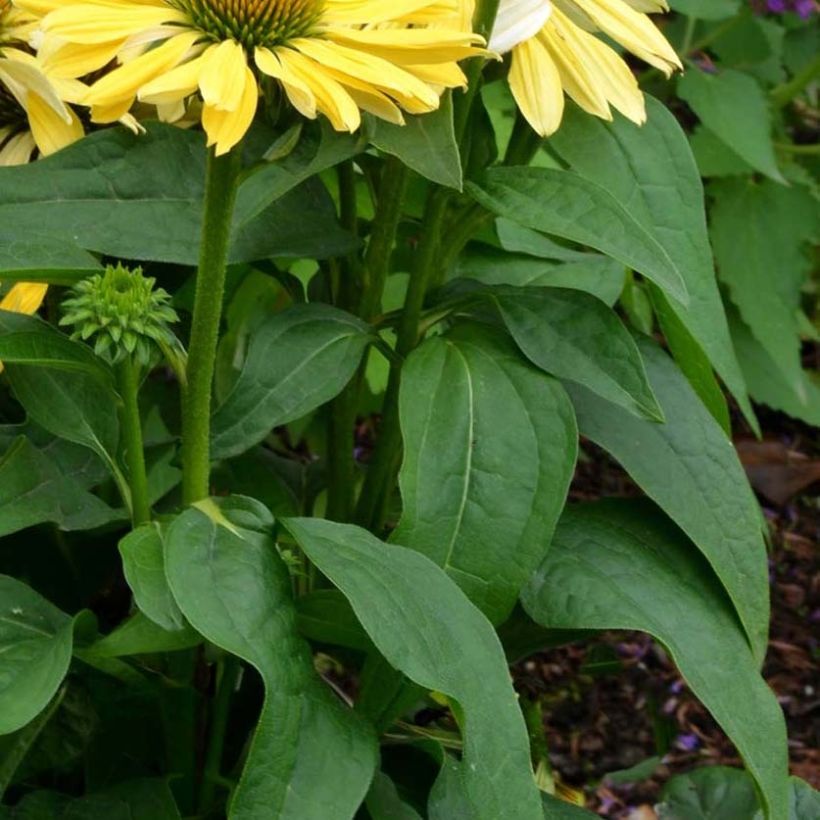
[675,733,700,752]
[752,0,817,14]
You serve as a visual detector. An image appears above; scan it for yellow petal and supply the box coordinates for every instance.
[198,40,247,112]
[510,37,564,136]
[0,283,49,314]
[0,131,36,166]
[27,92,84,155]
[201,66,258,155]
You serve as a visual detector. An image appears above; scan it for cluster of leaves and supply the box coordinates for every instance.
[653,0,820,424]
[0,4,817,820]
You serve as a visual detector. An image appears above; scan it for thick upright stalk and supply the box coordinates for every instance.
[181,147,243,505]
[117,358,150,526]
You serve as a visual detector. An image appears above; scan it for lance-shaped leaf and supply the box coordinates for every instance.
[0,576,74,735]
[483,287,663,421]
[547,100,755,426]
[165,498,376,820]
[283,518,543,820]
[394,325,577,623]
[211,305,374,460]
[565,337,769,663]
[467,167,687,303]
[522,501,788,820]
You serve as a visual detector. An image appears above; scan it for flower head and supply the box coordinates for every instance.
[60,263,180,366]
[0,0,84,164]
[29,0,487,155]
[483,0,681,135]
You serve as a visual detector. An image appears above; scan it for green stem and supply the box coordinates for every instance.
[181,147,243,505]
[680,16,698,56]
[771,53,820,109]
[198,655,241,813]
[360,157,408,321]
[355,188,449,531]
[453,0,502,146]
[117,357,150,526]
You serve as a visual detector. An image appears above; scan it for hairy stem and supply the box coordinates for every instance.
[117,357,150,526]
[181,147,243,505]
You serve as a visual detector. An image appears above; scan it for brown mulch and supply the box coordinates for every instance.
[513,409,819,817]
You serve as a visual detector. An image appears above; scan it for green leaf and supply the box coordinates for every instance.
[0,235,100,283]
[0,577,73,735]
[165,498,376,820]
[678,69,783,182]
[541,794,598,818]
[87,613,200,658]
[729,307,820,427]
[484,287,663,421]
[3,779,182,819]
[522,501,788,820]
[366,772,424,820]
[5,366,120,477]
[295,590,372,652]
[394,325,577,623]
[455,246,624,306]
[548,99,754,429]
[0,436,121,538]
[211,304,373,460]
[0,123,353,267]
[0,311,113,386]
[283,517,544,820]
[368,94,462,189]
[236,121,363,225]
[649,285,731,436]
[565,337,769,662]
[466,167,687,303]
[690,125,754,178]
[118,524,186,632]
[657,766,764,820]
[710,177,818,397]
[0,686,64,799]
[669,0,740,19]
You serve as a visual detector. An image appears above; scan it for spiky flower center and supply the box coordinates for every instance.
[61,264,180,366]
[170,0,324,49]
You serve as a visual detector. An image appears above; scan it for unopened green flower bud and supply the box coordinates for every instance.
[61,263,180,367]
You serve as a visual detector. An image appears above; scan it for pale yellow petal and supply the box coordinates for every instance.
[509,37,564,136]
[201,65,258,155]
[27,92,84,155]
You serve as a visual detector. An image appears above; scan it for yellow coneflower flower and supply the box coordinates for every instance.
[27,0,487,155]
[0,0,83,164]
[0,0,86,323]
[475,0,681,135]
